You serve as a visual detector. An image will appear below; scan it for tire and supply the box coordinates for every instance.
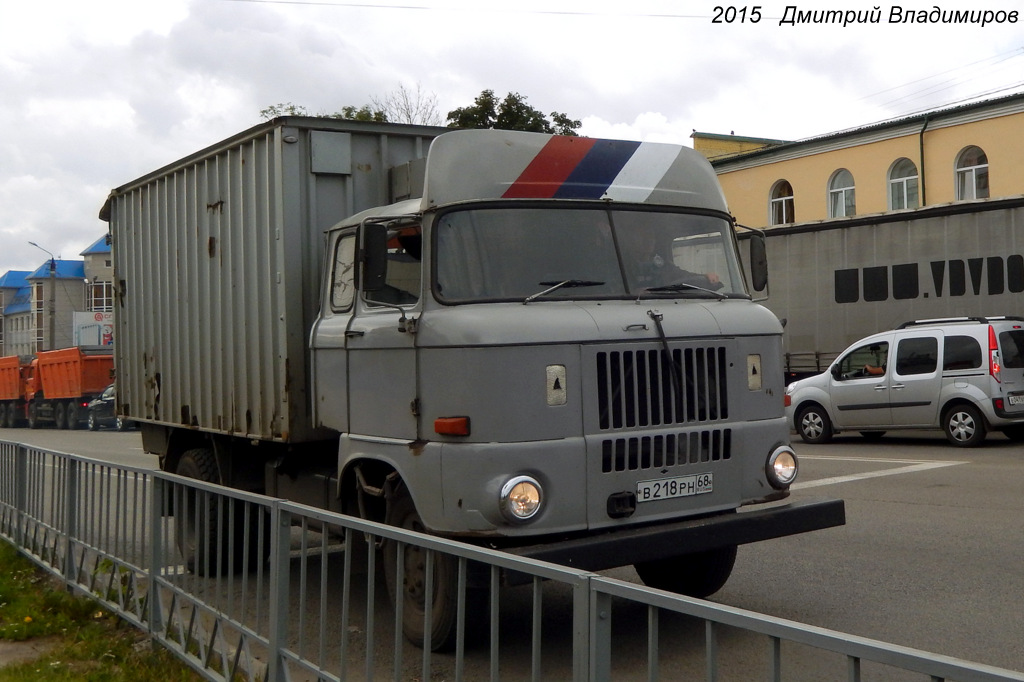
[634,545,738,598]
[797,404,833,444]
[943,404,987,447]
[88,412,99,431]
[27,403,40,429]
[174,448,267,576]
[115,416,129,432]
[54,402,67,430]
[383,487,461,651]
[0,404,8,429]
[66,403,81,430]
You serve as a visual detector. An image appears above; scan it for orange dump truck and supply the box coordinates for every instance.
[3,348,114,429]
[0,355,29,428]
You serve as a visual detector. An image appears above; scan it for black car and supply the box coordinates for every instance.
[87,384,131,431]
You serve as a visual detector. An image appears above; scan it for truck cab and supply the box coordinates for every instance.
[309,130,843,647]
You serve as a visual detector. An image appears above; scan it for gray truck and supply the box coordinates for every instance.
[100,118,844,649]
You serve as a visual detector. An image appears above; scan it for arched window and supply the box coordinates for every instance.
[956,146,989,200]
[769,180,795,225]
[828,169,856,218]
[888,158,919,210]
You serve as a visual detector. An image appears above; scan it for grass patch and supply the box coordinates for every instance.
[0,540,201,681]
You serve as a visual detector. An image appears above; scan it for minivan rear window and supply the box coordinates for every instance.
[998,330,1024,368]
[943,335,982,371]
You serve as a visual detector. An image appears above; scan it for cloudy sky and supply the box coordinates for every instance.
[2,0,1023,276]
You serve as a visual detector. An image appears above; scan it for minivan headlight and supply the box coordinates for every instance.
[766,446,798,489]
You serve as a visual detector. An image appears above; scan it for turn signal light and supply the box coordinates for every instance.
[435,416,470,436]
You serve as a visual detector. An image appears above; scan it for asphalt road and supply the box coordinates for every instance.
[2,425,1021,677]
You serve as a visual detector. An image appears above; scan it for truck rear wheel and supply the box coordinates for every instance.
[27,403,40,429]
[66,403,81,430]
[54,402,67,430]
[634,545,738,598]
[383,488,460,651]
[175,448,266,576]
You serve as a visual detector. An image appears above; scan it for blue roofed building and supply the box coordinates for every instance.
[0,234,115,356]
[0,271,31,357]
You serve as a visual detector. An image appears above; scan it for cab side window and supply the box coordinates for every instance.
[330,233,357,312]
[943,335,982,371]
[366,226,421,307]
[895,337,938,375]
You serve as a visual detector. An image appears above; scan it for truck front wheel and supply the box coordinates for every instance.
[383,489,460,651]
[634,545,738,598]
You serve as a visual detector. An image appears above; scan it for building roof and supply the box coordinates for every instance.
[0,270,30,289]
[4,286,31,315]
[27,259,85,280]
[712,90,1024,168]
[81,234,111,256]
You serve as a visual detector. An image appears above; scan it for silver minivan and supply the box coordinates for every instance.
[785,316,1024,447]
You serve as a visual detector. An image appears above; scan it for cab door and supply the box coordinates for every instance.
[828,335,893,428]
[889,330,943,427]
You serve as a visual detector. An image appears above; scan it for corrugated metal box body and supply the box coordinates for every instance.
[0,356,24,401]
[36,348,113,399]
[106,118,443,443]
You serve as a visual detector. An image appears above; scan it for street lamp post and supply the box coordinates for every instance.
[28,242,56,351]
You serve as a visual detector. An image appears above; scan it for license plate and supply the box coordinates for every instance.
[1009,395,1024,405]
[637,473,713,502]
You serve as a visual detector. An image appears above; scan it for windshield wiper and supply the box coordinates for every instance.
[644,281,729,300]
[524,279,604,304]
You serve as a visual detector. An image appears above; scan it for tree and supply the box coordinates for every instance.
[446,90,581,136]
[259,102,387,122]
[372,83,442,126]
[259,102,309,119]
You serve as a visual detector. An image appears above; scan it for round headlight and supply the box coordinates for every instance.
[766,446,799,489]
[500,476,542,522]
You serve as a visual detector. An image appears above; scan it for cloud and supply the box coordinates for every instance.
[1,0,1023,276]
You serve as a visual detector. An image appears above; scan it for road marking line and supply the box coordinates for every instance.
[793,460,965,490]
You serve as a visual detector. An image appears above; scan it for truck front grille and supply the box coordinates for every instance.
[595,347,728,430]
[600,429,731,473]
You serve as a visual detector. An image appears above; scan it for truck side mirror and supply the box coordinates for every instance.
[360,223,388,292]
[749,233,768,292]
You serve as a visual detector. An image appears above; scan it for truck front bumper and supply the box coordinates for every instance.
[505,498,845,572]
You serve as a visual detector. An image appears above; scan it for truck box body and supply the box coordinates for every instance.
[102,118,445,443]
[0,356,23,402]
[34,348,113,400]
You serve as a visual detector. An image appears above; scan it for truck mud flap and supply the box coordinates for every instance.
[504,498,845,578]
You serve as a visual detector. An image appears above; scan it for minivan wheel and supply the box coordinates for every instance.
[944,404,986,447]
[797,404,833,444]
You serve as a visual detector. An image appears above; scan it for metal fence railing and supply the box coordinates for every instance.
[1,439,1022,682]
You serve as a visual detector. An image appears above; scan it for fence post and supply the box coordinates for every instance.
[14,445,27,548]
[148,476,165,635]
[572,574,608,682]
[63,456,79,586]
[266,503,291,682]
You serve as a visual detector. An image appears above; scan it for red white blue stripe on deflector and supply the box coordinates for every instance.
[502,136,682,201]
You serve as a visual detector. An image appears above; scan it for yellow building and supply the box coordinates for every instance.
[704,92,1024,229]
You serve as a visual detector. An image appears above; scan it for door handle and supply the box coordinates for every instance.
[345,329,366,338]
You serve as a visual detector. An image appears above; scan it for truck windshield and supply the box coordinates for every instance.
[434,206,745,303]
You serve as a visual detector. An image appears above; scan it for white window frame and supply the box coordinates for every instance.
[888,158,919,210]
[955,146,989,201]
[769,180,795,225]
[828,169,856,218]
